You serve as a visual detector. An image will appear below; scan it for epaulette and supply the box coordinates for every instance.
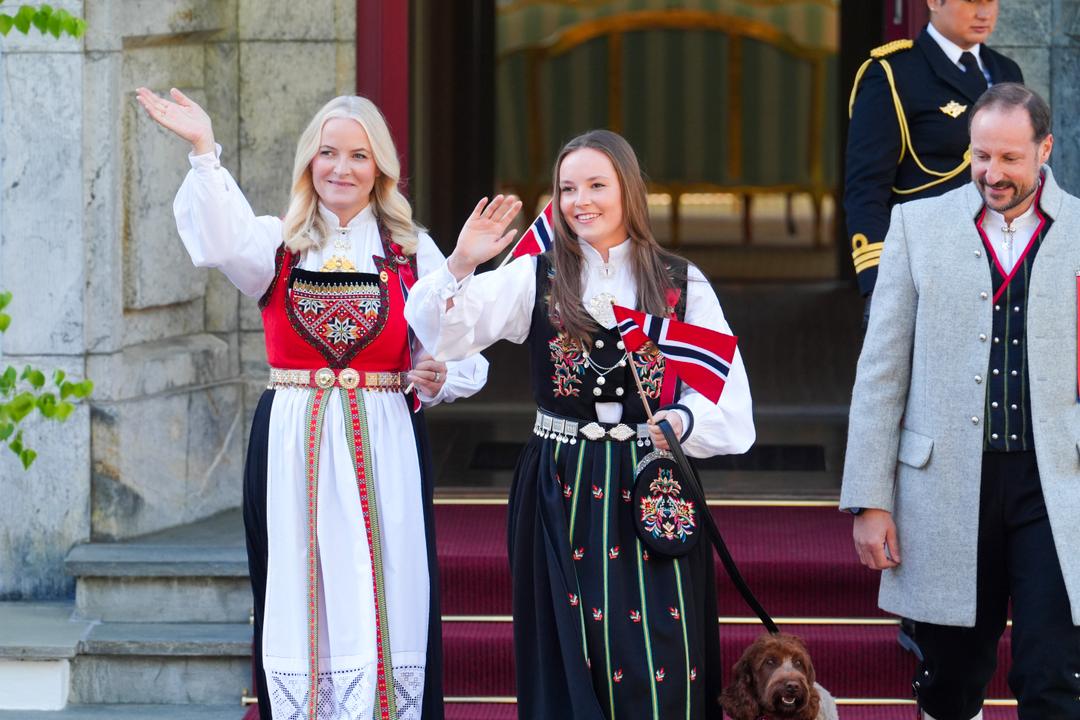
[870,38,913,59]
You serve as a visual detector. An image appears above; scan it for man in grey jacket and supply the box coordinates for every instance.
[841,83,1080,720]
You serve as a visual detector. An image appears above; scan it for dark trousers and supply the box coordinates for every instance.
[912,451,1080,720]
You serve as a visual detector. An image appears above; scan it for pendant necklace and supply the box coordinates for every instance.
[321,226,357,272]
[1001,223,1016,254]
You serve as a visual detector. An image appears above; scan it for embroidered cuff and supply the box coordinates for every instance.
[436,259,472,301]
[661,403,694,444]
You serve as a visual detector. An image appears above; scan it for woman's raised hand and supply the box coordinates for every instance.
[447,194,523,280]
[135,87,215,156]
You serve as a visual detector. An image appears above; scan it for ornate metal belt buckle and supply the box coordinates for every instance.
[338,368,360,389]
[314,367,336,389]
[580,422,606,441]
[608,424,635,442]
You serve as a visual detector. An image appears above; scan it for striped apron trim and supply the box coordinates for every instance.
[304,388,330,720]
[341,387,397,720]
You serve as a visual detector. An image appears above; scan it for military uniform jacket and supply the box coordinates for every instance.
[844,28,1023,295]
[840,167,1080,628]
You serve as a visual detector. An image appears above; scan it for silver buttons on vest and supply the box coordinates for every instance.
[974,250,982,258]
[971,416,980,425]
[974,375,983,384]
[980,292,989,300]
[979,334,987,342]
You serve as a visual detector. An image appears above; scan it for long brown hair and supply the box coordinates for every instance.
[549,129,682,342]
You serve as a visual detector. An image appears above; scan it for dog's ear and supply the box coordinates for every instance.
[801,684,821,720]
[719,655,758,720]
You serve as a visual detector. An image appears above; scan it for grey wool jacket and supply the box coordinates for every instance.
[841,166,1080,627]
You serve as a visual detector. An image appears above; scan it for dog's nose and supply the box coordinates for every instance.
[784,680,800,694]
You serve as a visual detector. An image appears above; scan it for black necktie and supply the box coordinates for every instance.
[959,51,988,96]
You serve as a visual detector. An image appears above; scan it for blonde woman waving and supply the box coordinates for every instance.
[136,87,489,720]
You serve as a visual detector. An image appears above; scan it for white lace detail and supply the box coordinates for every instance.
[267,666,373,720]
[393,665,426,720]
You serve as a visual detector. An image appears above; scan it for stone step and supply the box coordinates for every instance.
[69,623,250,706]
[66,511,251,623]
[0,705,244,719]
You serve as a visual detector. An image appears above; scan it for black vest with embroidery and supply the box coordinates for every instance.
[978,205,1052,452]
[526,253,687,422]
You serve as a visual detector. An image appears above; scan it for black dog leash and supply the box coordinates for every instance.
[658,419,780,636]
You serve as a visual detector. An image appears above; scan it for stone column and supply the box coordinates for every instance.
[1050,0,1080,191]
[0,0,90,600]
[993,0,1080,192]
[0,0,355,599]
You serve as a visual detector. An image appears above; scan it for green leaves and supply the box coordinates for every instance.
[0,291,95,470]
[60,379,92,400]
[0,291,11,333]
[8,431,36,469]
[0,4,85,38]
[21,366,45,389]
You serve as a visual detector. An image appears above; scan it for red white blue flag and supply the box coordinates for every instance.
[509,201,554,259]
[612,304,737,405]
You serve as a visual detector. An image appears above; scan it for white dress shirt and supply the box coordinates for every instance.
[983,201,1041,275]
[927,22,991,85]
[173,145,489,404]
[403,238,756,458]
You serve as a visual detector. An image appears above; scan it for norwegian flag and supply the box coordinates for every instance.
[509,200,554,259]
[612,304,737,405]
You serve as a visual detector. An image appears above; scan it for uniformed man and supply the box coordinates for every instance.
[845,0,1022,305]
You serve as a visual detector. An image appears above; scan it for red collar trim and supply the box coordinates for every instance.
[975,179,1047,303]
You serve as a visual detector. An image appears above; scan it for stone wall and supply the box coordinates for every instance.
[0,0,355,599]
[993,0,1080,191]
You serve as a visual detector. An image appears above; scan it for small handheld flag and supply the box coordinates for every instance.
[613,304,737,405]
[508,200,554,260]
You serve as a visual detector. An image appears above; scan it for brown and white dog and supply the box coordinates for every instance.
[719,633,838,720]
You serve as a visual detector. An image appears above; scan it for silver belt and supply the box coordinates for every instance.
[268,367,408,391]
[533,409,653,446]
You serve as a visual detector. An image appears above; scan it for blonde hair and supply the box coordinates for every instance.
[282,95,419,254]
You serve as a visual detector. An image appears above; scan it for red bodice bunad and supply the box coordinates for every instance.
[259,226,417,373]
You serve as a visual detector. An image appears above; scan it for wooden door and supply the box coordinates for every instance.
[883,0,930,41]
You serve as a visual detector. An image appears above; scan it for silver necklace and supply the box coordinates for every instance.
[1000,223,1016,253]
[582,343,628,397]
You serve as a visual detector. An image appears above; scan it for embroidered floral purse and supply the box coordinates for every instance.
[631,445,701,558]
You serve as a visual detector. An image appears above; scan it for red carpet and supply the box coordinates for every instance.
[437,505,886,617]
[436,502,1018,718]
[441,621,1013,700]
[444,704,1020,720]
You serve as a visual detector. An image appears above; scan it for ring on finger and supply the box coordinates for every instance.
[434,371,441,382]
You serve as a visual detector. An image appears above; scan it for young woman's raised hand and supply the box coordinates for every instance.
[447,194,523,280]
[135,87,215,156]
